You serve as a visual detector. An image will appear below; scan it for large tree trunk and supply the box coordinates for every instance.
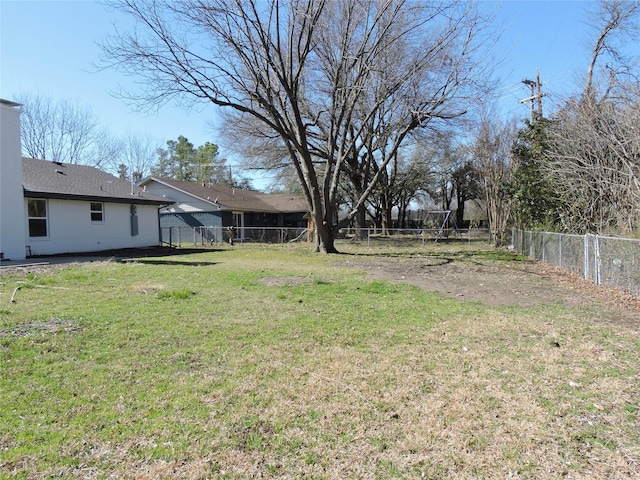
[381,192,393,235]
[456,190,465,228]
[353,203,367,241]
[314,221,338,253]
[313,201,339,253]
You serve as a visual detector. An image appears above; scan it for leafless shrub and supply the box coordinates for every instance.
[546,93,640,234]
[474,116,517,246]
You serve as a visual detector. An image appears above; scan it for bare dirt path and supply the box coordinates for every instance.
[337,254,640,328]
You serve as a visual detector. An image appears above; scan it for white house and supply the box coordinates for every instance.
[0,99,171,261]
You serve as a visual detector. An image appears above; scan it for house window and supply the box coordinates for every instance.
[27,199,48,237]
[90,202,104,222]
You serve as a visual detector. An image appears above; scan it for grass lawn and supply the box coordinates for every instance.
[1,243,639,479]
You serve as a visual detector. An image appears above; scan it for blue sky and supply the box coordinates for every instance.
[487,0,589,118]
[0,0,219,146]
[1,0,600,183]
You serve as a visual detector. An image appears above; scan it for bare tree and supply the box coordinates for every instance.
[583,0,640,101]
[381,150,433,230]
[473,115,517,246]
[101,0,494,252]
[219,110,300,192]
[16,93,115,167]
[542,0,640,234]
[309,0,493,242]
[422,138,464,213]
[545,96,640,234]
[112,133,159,181]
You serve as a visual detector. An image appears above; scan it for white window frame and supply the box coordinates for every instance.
[90,202,104,223]
[27,198,48,238]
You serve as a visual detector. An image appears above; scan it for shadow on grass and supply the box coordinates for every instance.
[117,246,221,266]
[125,259,218,267]
[27,246,224,267]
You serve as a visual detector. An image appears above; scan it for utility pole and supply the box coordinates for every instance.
[519,69,545,122]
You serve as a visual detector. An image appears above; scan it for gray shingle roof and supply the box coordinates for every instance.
[22,158,169,205]
[258,193,310,213]
[145,177,308,213]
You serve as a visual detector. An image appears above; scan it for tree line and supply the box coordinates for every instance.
[16,0,640,251]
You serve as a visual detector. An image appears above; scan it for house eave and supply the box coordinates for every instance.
[23,190,173,206]
[139,176,222,208]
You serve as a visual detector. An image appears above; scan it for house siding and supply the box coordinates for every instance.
[0,100,27,261]
[240,212,301,228]
[147,183,216,213]
[159,212,224,245]
[160,212,223,229]
[26,198,161,256]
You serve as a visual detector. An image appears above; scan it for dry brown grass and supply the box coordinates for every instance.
[101,314,637,479]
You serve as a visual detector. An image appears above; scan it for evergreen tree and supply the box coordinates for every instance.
[510,119,562,230]
[152,135,196,181]
[151,136,251,188]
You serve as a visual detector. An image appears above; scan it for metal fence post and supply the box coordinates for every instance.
[558,233,562,268]
[584,234,590,281]
[593,235,602,285]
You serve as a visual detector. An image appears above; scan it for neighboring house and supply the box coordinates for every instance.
[0,98,170,261]
[463,199,488,228]
[138,177,309,242]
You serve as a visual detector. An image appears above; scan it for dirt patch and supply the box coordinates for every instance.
[0,318,83,338]
[257,276,313,287]
[0,263,68,276]
[337,254,640,327]
[131,283,166,294]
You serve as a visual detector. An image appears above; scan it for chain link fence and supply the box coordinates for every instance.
[162,225,493,248]
[512,229,640,298]
[341,228,492,247]
[161,226,310,246]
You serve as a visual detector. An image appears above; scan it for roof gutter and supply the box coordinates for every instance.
[23,190,173,205]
